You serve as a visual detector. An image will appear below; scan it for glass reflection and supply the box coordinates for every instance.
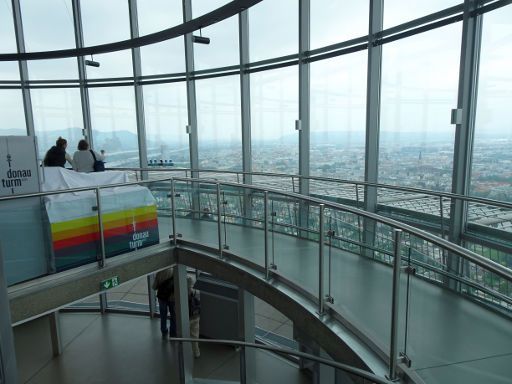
[144,83,190,168]
[251,67,298,174]
[310,52,367,180]
[472,7,512,202]
[196,75,242,170]
[379,23,461,192]
[31,88,83,160]
[0,90,26,136]
[89,87,140,167]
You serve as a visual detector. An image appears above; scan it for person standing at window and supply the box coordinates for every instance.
[43,137,73,168]
[73,139,105,173]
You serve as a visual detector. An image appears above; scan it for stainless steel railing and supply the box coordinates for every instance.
[169,337,393,383]
[3,175,511,381]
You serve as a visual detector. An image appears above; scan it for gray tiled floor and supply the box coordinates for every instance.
[13,312,310,384]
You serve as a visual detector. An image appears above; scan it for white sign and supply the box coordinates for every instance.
[0,136,40,196]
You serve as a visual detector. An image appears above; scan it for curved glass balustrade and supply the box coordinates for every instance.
[3,175,512,383]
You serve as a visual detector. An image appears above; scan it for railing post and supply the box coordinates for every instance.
[264,191,269,280]
[439,196,445,238]
[389,229,403,381]
[216,183,223,257]
[171,179,177,246]
[318,203,325,315]
[95,187,106,268]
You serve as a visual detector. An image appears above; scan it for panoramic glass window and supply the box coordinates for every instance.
[472,7,512,202]
[193,0,239,70]
[384,0,461,29]
[85,50,134,79]
[310,52,367,180]
[379,23,462,191]
[311,0,369,50]
[0,0,20,80]
[144,83,190,168]
[0,91,26,136]
[89,87,139,168]
[81,0,132,79]
[249,0,298,62]
[31,89,83,160]
[138,0,185,75]
[196,75,242,170]
[251,66,298,174]
[20,0,78,79]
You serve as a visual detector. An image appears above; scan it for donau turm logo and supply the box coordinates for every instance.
[2,153,33,194]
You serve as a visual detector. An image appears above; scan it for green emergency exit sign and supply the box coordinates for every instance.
[101,276,120,290]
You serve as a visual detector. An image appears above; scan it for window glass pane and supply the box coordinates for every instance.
[0,63,19,80]
[20,0,78,79]
[89,87,139,167]
[193,0,238,70]
[138,0,184,75]
[472,7,512,202]
[141,40,185,75]
[81,0,130,46]
[310,52,367,180]
[0,0,17,52]
[0,90,26,135]
[81,0,132,79]
[144,83,189,167]
[138,0,182,35]
[31,89,83,160]
[192,0,230,16]
[0,0,19,80]
[28,58,78,80]
[85,50,133,79]
[311,0,368,50]
[249,0,298,62]
[20,0,75,51]
[196,75,242,170]
[384,0,461,29]
[251,67,298,174]
[379,24,461,192]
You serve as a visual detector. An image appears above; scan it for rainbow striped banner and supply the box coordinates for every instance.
[50,205,160,271]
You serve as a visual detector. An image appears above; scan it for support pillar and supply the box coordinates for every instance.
[49,312,62,356]
[173,264,193,383]
[363,0,384,258]
[238,290,256,384]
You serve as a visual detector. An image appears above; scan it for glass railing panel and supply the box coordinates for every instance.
[45,190,103,274]
[1,195,57,286]
[403,242,512,384]
[326,209,395,352]
[377,187,451,235]
[467,201,512,235]
[173,180,219,249]
[98,183,161,258]
[252,175,295,193]
[107,276,150,312]
[147,180,173,243]
[310,180,364,207]
[221,187,266,267]
[465,241,512,284]
[268,192,319,297]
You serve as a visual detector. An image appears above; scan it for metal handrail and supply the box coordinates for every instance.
[162,176,512,283]
[169,337,392,384]
[112,167,512,210]
[3,174,508,283]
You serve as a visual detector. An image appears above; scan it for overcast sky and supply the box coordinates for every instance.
[0,0,510,144]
